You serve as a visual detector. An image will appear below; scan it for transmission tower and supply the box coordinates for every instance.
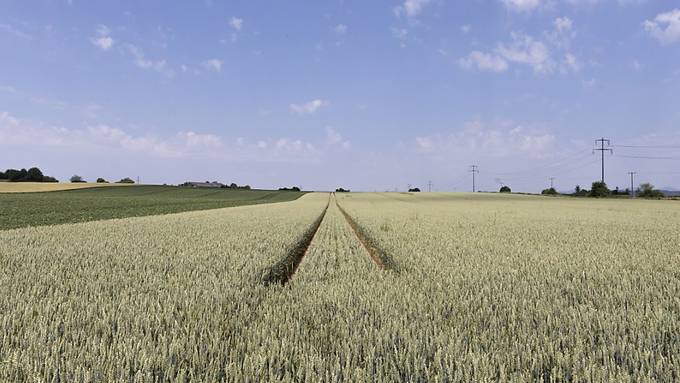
[628,171,636,198]
[593,138,613,183]
[470,165,479,192]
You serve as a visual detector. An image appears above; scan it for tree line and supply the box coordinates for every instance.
[0,167,135,184]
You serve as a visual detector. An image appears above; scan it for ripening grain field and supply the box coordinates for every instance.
[1,192,679,382]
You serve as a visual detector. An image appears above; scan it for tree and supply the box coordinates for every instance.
[575,185,581,193]
[6,168,27,181]
[70,175,85,183]
[26,167,44,182]
[116,177,135,184]
[0,170,5,180]
[230,183,238,189]
[42,176,58,183]
[96,178,108,183]
[409,187,421,192]
[336,188,350,193]
[499,186,511,193]
[638,183,664,198]
[588,181,610,197]
[541,187,558,195]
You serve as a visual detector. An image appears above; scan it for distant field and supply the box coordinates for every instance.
[0,185,305,230]
[0,182,130,193]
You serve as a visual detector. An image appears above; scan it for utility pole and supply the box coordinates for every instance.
[470,165,479,192]
[593,138,613,183]
[549,177,555,189]
[628,172,636,198]
[428,180,432,192]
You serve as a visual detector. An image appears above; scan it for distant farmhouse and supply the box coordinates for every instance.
[180,181,224,188]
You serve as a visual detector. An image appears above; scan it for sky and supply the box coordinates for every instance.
[1,0,679,192]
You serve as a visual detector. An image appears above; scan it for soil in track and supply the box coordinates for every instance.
[334,196,398,272]
[260,194,330,286]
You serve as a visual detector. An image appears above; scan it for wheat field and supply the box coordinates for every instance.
[1,192,679,381]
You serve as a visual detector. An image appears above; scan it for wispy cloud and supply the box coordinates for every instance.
[499,0,542,13]
[289,99,328,115]
[229,17,243,31]
[0,23,32,40]
[125,44,173,76]
[394,0,432,18]
[334,24,348,35]
[203,59,223,72]
[459,51,509,72]
[91,24,114,51]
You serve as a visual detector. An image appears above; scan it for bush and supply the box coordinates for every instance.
[96,178,108,183]
[279,186,301,192]
[541,187,558,195]
[70,175,85,183]
[638,183,664,198]
[0,170,5,180]
[336,188,350,193]
[588,181,610,197]
[408,188,421,192]
[499,186,511,193]
[116,177,135,184]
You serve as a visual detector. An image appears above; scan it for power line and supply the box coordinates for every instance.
[614,145,680,149]
[593,138,613,183]
[618,155,680,160]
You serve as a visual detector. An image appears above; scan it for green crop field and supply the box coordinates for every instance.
[0,185,305,230]
[1,192,679,381]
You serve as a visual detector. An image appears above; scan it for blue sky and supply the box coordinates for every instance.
[1,0,679,192]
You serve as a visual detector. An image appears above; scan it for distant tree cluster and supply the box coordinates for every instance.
[0,167,58,182]
[116,177,135,184]
[569,181,664,199]
[335,188,350,193]
[541,187,558,195]
[221,183,251,190]
[499,186,511,193]
[408,187,421,192]
[638,183,664,198]
[279,186,301,192]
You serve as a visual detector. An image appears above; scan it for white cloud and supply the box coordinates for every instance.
[289,99,328,115]
[203,59,223,72]
[91,24,114,51]
[458,51,508,72]
[644,9,680,45]
[230,17,243,31]
[461,25,472,34]
[500,0,542,13]
[497,33,552,73]
[414,120,555,157]
[394,0,432,18]
[334,24,348,35]
[177,131,223,149]
[92,36,114,50]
